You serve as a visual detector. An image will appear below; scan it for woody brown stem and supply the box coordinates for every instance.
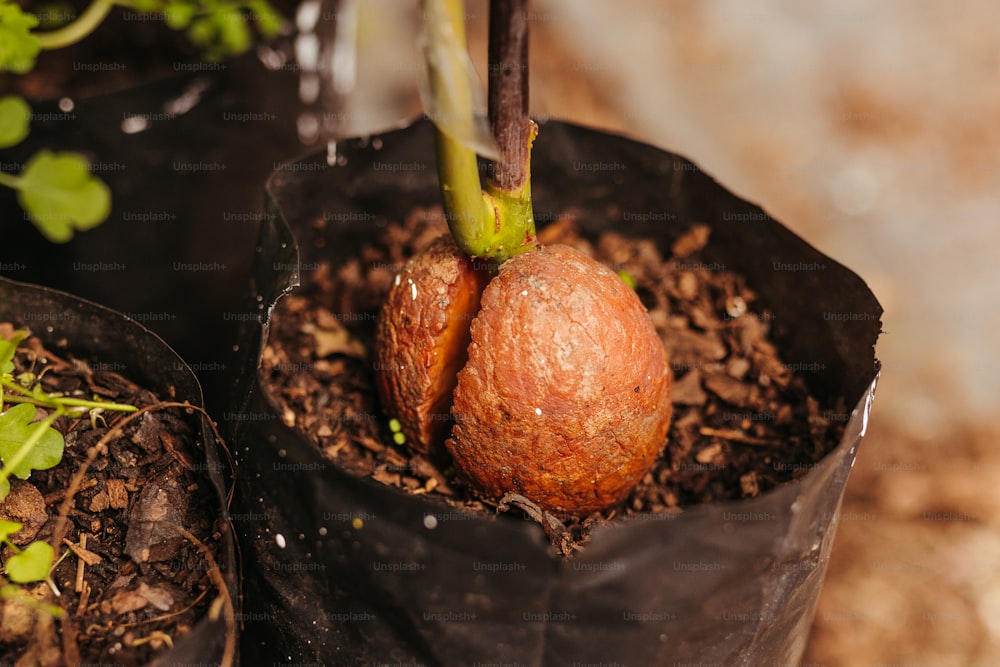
[487,0,531,192]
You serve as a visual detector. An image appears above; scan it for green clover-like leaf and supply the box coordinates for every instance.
[4,540,54,583]
[163,0,196,29]
[214,6,250,55]
[0,0,41,75]
[0,403,64,481]
[0,519,24,543]
[248,0,282,38]
[0,329,29,376]
[0,95,31,149]
[16,150,111,243]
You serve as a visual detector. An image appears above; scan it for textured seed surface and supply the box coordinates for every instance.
[447,244,673,516]
[374,235,490,454]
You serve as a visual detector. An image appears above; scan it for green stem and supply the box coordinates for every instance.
[3,394,137,413]
[423,0,534,264]
[425,0,494,255]
[34,0,125,51]
[1,378,137,413]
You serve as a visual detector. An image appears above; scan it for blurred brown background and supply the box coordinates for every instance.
[329,0,999,664]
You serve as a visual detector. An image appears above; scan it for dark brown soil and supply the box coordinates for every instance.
[261,210,848,555]
[0,324,226,665]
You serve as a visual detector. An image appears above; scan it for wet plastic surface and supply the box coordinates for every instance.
[228,119,882,665]
[0,276,238,665]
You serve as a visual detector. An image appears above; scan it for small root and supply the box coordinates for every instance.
[497,492,579,557]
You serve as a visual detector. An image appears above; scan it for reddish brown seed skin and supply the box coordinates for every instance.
[374,235,490,455]
[447,244,673,517]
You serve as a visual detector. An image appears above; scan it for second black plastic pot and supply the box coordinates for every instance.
[228,119,882,665]
[0,276,239,665]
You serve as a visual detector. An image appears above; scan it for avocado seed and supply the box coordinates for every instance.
[375,239,672,516]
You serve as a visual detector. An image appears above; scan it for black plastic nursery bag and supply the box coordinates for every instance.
[229,119,882,666]
[0,276,239,665]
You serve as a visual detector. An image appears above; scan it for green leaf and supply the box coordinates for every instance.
[0,329,29,376]
[0,96,31,149]
[5,540,54,583]
[0,0,41,75]
[248,0,282,38]
[0,403,64,480]
[185,14,216,49]
[16,150,111,243]
[215,7,250,56]
[163,0,196,30]
[0,519,24,543]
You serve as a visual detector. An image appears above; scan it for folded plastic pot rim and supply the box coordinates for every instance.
[0,276,238,666]
[228,118,882,665]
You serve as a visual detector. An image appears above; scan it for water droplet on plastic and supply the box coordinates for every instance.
[423,515,438,530]
[164,78,209,116]
[275,534,286,548]
[45,326,53,333]
[121,114,149,134]
[319,527,328,536]
[790,500,802,513]
[58,97,74,112]
[257,43,286,71]
[278,449,287,457]
[336,154,347,167]
[298,533,305,540]
[372,138,383,150]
